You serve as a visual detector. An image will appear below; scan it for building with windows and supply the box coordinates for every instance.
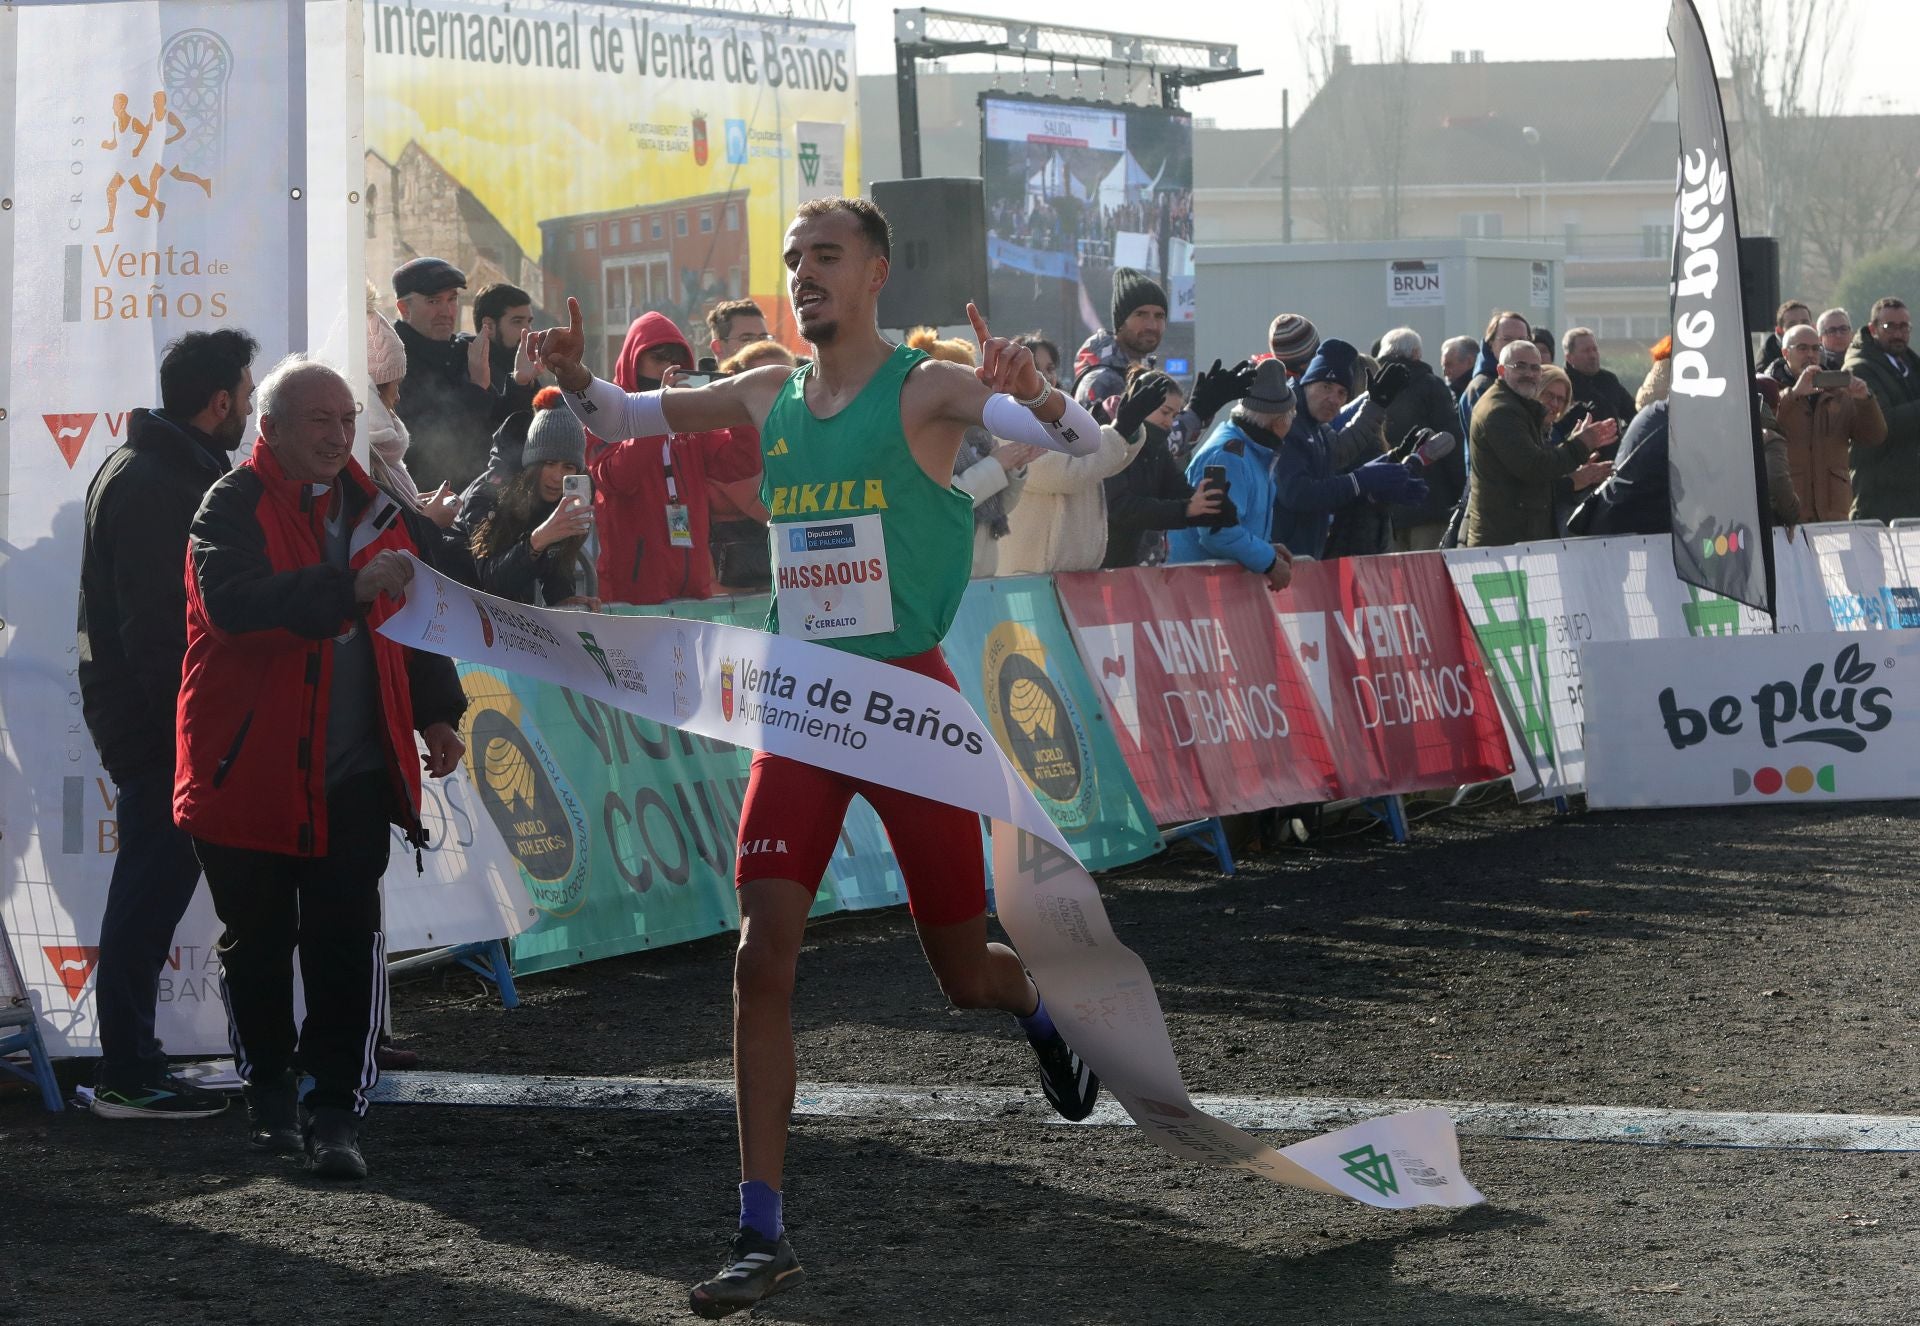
[539,191,752,373]
[364,142,544,317]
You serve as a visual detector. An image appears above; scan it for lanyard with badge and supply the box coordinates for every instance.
[662,438,695,548]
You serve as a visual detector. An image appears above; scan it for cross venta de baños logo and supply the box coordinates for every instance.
[1658,642,1892,796]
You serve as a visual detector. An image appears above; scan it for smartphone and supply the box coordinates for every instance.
[1814,369,1852,390]
[1203,464,1227,490]
[678,373,715,389]
[562,473,592,507]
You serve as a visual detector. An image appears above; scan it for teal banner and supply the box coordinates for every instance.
[946,577,1163,870]
[460,593,905,976]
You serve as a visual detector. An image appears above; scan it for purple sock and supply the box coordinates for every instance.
[1016,992,1056,1042]
[739,1180,783,1240]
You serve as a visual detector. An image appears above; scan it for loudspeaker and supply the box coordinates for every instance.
[871,178,988,330]
[1740,236,1780,334]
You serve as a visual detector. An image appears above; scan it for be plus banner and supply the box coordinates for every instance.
[1274,555,1511,799]
[1583,633,1920,808]
[1056,565,1336,824]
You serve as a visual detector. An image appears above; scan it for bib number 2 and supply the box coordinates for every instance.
[772,513,894,642]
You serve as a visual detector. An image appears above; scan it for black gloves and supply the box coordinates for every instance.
[1188,358,1257,423]
[1115,370,1177,439]
[1366,362,1412,409]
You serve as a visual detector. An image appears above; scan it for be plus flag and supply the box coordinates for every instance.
[1667,0,1775,614]
[1056,566,1336,824]
[1273,554,1511,799]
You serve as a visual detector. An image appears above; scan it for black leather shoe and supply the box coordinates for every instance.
[243,1073,303,1153]
[305,1107,368,1180]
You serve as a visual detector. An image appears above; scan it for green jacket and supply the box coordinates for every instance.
[1843,328,1920,522]
[1463,380,1586,547]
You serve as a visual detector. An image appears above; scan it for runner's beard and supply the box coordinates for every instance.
[802,315,839,346]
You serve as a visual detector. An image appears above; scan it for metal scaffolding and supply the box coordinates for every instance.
[893,7,1256,177]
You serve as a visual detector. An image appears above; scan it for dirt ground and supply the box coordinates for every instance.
[6,795,1919,1325]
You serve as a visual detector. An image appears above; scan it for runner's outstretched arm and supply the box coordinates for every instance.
[526,296,781,436]
[962,302,1103,457]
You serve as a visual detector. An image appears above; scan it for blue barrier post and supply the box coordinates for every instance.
[387,938,519,1010]
[1165,817,1235,875]
[1357,795,1411,844]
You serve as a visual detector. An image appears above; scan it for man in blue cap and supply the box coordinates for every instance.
[1271,339,1426,559]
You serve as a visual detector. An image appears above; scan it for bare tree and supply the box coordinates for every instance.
[1292,0,1357,241]
[1717,0,1856,299]
[1364,0,1426,240]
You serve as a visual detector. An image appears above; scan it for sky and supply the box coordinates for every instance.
[850,0,1918,127]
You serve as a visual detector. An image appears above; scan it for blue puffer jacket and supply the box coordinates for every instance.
[1270,388,1387,559]
[1167,415,1280,573]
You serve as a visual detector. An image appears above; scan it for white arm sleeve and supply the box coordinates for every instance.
[562,374,669,441]
[981,388,1104,457]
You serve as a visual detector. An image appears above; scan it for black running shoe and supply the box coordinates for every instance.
[1029,1027,1101,1121]
[305,1107,368,1180]
[688,1228,805,1319]
[89,1073,228,1120]
[244,1072,303,1153]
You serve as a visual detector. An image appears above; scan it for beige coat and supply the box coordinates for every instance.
[1775,383,1887,523]
[995,424,1142,575]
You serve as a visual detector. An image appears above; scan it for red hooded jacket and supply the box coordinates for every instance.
[588,312,732,604]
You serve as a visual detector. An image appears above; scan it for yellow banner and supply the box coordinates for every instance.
[364,0,858,364]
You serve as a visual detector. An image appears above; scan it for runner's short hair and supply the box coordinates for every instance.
[792,197,891,260]
[706,298,766,343]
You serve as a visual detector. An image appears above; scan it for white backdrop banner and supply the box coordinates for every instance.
[1444,526,1895,797]
[0,0,529,1057]
[381,557,1484,1209]
[1583,632,1920,808]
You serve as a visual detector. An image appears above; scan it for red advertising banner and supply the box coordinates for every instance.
[1272,553,1512,798]
[1056,565,1338,823]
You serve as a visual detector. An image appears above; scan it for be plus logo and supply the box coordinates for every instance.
[1661,642,1893,757]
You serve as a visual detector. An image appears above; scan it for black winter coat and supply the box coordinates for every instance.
[77,409,230,783]
[1382,356,1468,530]
[1102,424,1197,568]
[394,319,495,491]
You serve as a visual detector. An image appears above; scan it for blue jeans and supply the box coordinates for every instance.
[94,769,205,1089]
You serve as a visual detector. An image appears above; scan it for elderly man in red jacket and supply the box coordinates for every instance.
[176,356,466,1180]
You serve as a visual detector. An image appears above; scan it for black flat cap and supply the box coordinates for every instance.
[393,256,466,297]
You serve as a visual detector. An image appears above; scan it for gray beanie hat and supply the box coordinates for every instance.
[522,388,586,468]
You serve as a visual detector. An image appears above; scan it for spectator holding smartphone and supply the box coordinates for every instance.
[1166,360,1303,589]
[467,388,599,607]
[1777,323,1886,522]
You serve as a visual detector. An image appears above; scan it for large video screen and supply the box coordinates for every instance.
[980,94,1194,382]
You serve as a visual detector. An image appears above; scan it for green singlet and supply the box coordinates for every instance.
[760,343,974,661]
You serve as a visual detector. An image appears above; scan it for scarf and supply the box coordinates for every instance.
[957,425,1011,539]
[365,389,423,508]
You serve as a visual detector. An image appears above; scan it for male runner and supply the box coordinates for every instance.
[526,197,1108,1319]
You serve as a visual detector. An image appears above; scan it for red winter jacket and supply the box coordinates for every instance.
[587,312,731,604]
[174,439,466,856]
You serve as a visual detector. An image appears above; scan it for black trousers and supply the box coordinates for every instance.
[195,772,392,1116]
[94,768,204,1089]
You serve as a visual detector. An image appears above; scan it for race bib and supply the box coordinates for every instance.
[772,513,894,641]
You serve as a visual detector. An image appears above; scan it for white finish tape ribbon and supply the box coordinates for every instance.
[380,556,1483,1209]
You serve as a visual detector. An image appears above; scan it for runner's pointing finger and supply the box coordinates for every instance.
[567,295,583,336]
[966,301,991,345]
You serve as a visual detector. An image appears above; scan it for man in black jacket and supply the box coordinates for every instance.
[1562,328,1639,429]
[392,256,495,492]
[76,327,257,1119]
[1375,328,1467,550]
